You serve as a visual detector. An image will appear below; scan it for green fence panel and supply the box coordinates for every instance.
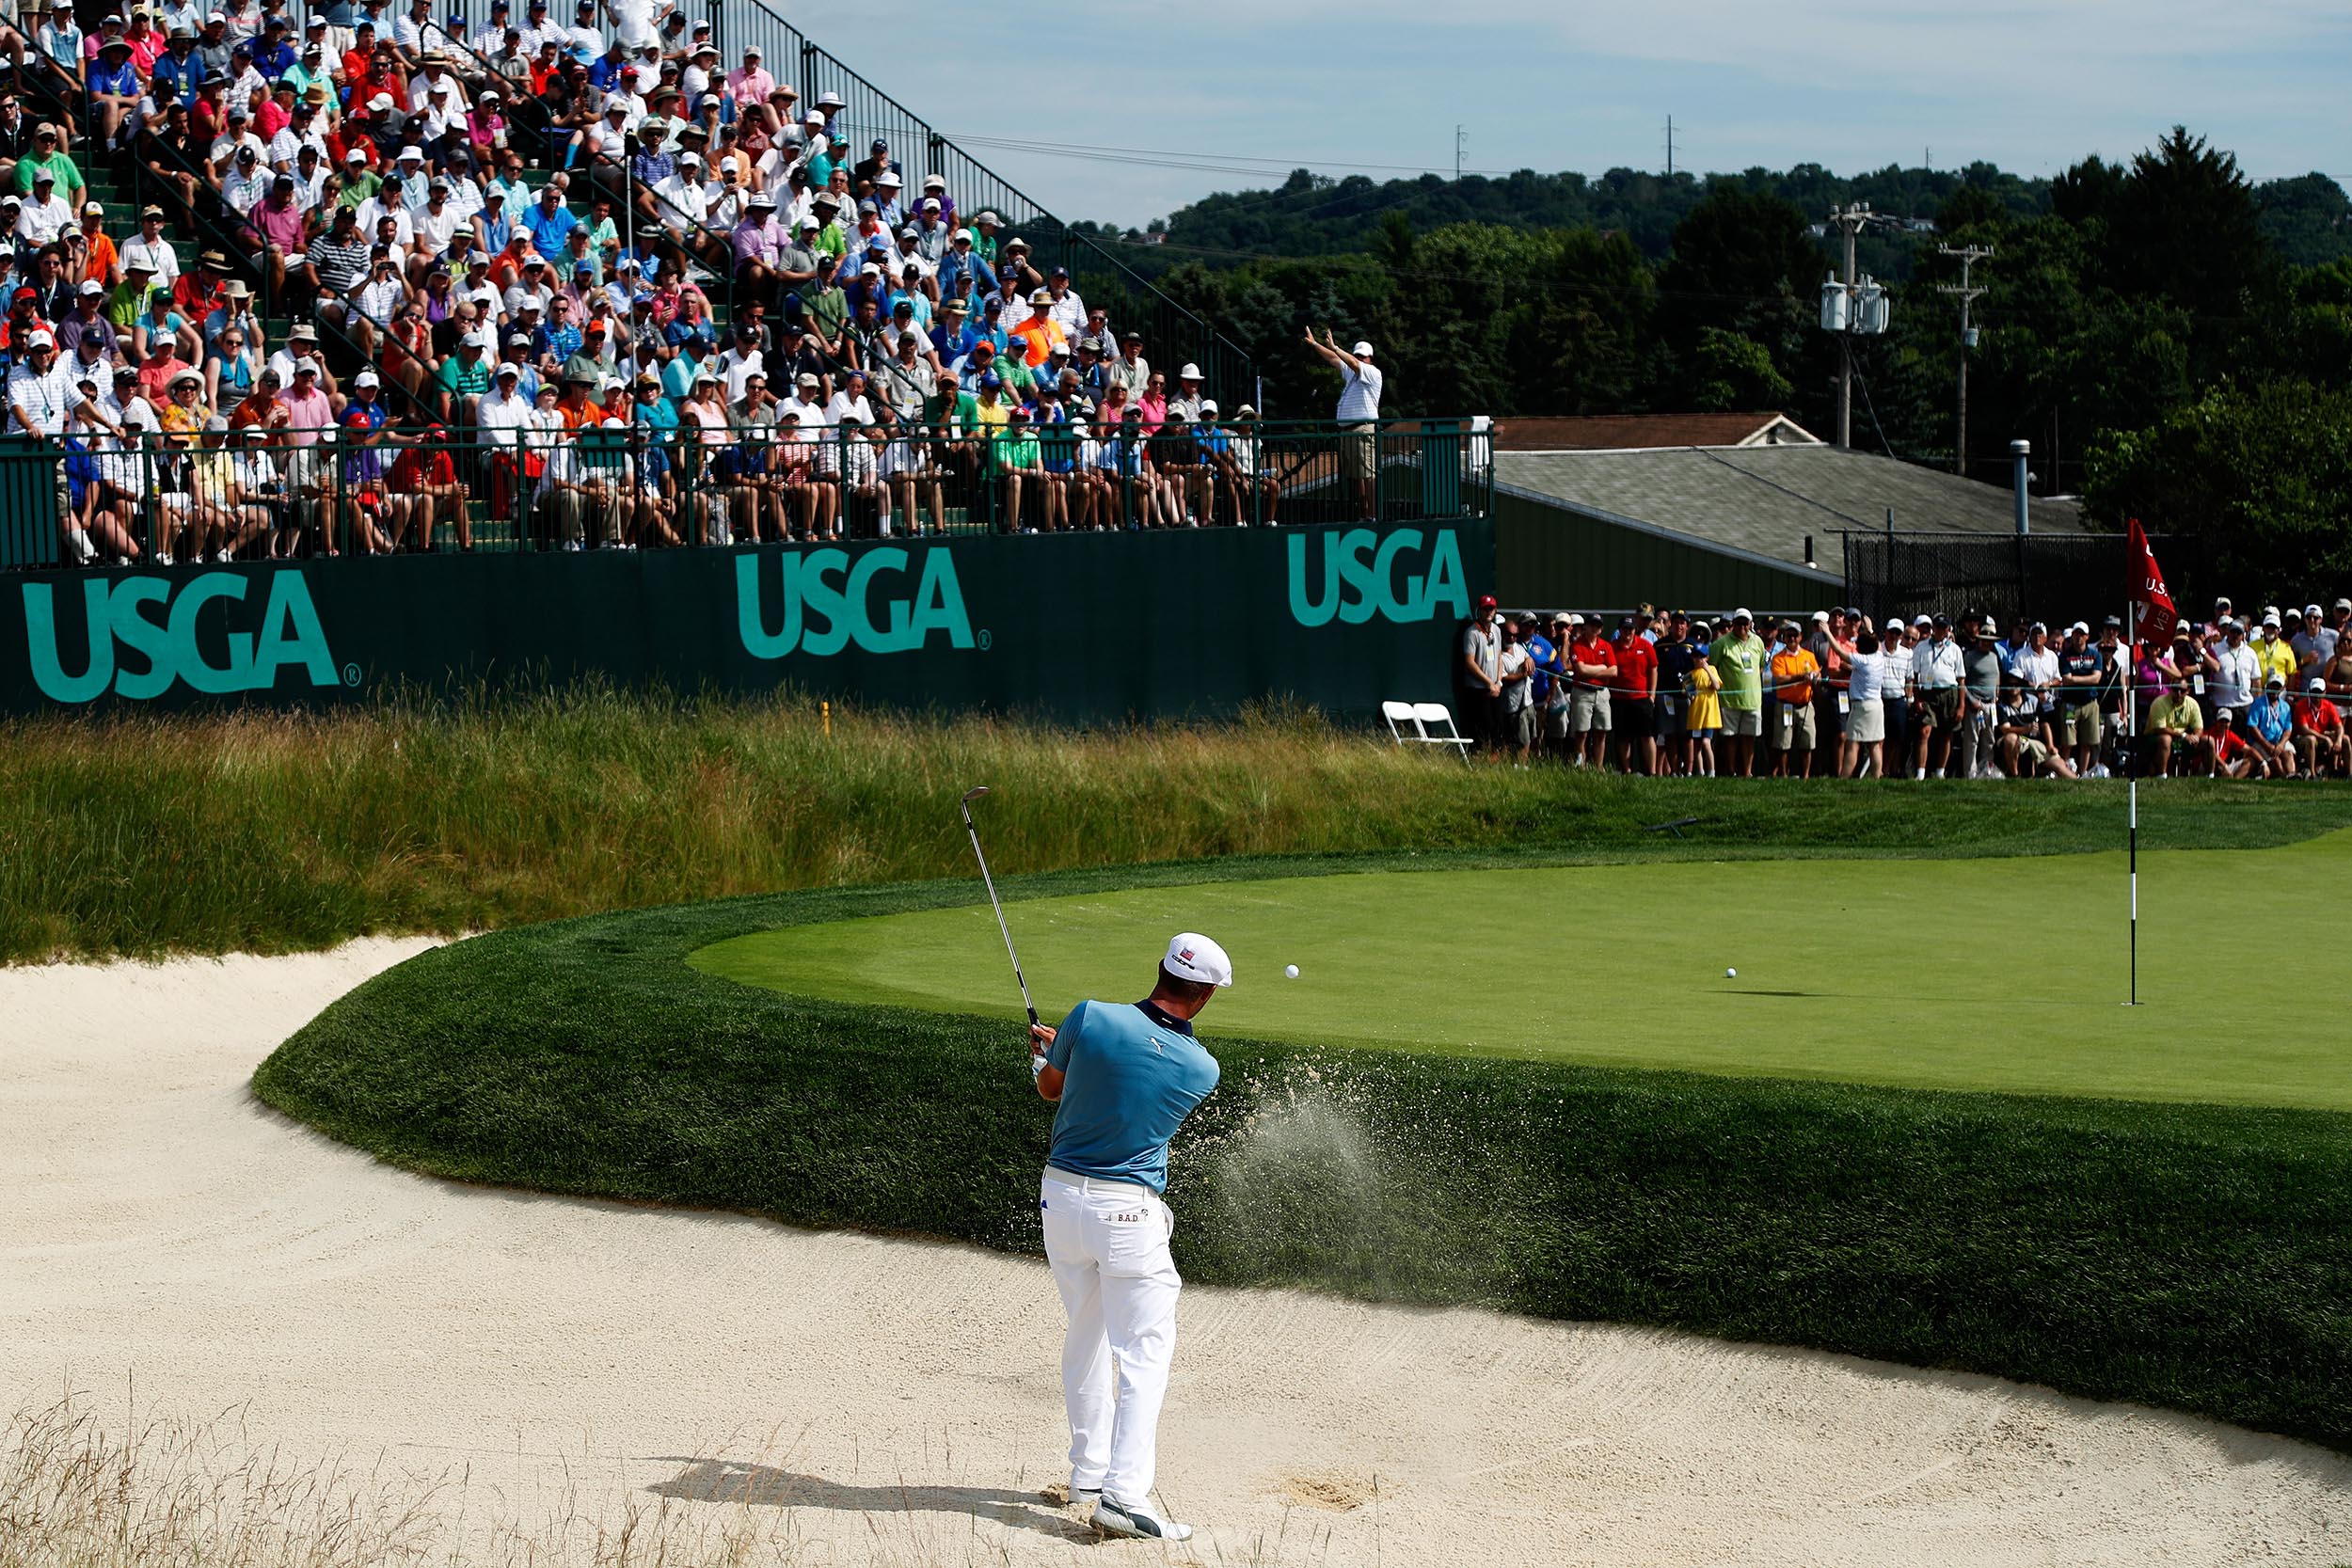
[0,521,1494,722]
[0,438,60,570]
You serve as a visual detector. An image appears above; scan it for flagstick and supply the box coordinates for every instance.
[2126,598,2138,1006]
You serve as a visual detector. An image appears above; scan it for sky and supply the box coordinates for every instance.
[827,1,2350,230]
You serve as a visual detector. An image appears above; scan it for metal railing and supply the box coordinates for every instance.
[13,418,1490,567]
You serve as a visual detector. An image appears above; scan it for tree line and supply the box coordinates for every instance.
[1074,131,2351,599]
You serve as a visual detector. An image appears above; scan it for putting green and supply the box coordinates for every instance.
[691,831,2352,1111]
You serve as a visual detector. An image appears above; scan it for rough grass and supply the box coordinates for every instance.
[8,685,2352,964]
[0,1395,814,1568]
[255,858,2352,1454]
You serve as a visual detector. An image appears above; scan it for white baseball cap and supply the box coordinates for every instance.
[354,370,380,388]
[1162,932,1232,988]
[1351,340,1374,357]
[1731,607,1754,622]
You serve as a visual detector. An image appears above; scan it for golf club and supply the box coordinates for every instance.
[960,787,1041,1048]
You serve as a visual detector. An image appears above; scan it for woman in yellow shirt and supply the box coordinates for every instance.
[1685,619,1724,777]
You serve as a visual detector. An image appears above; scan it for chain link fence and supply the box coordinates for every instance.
[1842,531,2212,629]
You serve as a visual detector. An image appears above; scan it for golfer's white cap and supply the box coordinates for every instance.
[1351,340,1374,357]
[1163,932,1233,988]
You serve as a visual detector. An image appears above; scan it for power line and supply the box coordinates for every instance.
[945,131,1525,182]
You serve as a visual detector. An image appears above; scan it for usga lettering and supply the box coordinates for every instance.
[23,571,339,703]
[737,546,975,658]
[1287,527,1470,628]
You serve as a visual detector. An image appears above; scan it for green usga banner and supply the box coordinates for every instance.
[1,521,1491,721]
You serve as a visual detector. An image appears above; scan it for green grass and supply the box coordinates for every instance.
[8,684,2352,964]
[255,853,2352,1453]
[693,835,2352,1111]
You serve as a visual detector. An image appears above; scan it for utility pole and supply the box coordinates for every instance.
[1826,204,1868,449]
[1936,244,1993,475]
[1663,114,1677,178]
[1454,124,1466,182]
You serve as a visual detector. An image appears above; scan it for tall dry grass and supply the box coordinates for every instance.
[0,688,1580,962]
[5,684,2342,963]
[0,1397,793,1568]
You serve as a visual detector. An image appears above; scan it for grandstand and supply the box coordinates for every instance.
[0,0,1473,569]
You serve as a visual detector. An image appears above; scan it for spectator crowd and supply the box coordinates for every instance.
[1456,596,2352,781]
[0,0,1333,563]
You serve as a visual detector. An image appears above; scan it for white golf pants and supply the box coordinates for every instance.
[1040,1166,1182,1507]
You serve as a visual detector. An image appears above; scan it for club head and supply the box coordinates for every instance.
[961,786,990,803]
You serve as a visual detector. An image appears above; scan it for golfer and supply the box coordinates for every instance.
[1028,931,1229,1542]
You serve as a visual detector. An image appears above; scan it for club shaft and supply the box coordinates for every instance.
[963,808,1038,1025]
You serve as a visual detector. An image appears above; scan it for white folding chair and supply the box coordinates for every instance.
[1411,702,1474,762]
[1382,700,1426,746]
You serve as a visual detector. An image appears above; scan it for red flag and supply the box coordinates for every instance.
[2126,518,2176,647]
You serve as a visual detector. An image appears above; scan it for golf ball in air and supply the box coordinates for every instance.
[1285,964,1300,979]
[1724,967,1738,979]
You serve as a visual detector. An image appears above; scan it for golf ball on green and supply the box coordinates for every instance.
[1284,964,1300,979]
[1725,967,1738,978]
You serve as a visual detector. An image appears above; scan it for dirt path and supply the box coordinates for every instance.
[4,941,2346,1566]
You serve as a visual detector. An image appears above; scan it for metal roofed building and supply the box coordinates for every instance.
[1492,424,2086,616]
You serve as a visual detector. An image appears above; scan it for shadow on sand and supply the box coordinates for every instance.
[644,1458,1089,1543]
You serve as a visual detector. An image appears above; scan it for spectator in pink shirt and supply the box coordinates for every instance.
[732,192,785,301]
[243,175,308,299]
[121,9,164,73]
[277,358,334,442]
[725,46,772,110]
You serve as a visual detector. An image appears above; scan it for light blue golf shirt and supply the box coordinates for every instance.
[1045,1000,1220,1194]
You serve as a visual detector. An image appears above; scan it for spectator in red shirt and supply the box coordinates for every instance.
[0,286,50,357]
[2208,711,2264,780]
[341,24,381,90]
[1612,611,1661,775]
[2293,679,2349,777]
[170,251,227,342]
[389,426,469,552]
[1568,616,1618,768]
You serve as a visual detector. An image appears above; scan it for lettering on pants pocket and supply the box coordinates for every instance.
[1110,1211,1144,1224]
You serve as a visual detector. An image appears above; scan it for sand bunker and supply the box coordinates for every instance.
[4,940,2347,1566]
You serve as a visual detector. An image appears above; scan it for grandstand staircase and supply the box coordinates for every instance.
[697,0,1252,397]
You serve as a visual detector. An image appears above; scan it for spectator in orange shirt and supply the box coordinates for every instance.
[72,200,119,290]
[1010,288,1066,367]
[1770,619,1823,778]
[554,368,602,430]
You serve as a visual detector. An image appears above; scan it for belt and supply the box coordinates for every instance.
[1043,1165,1155,1199]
